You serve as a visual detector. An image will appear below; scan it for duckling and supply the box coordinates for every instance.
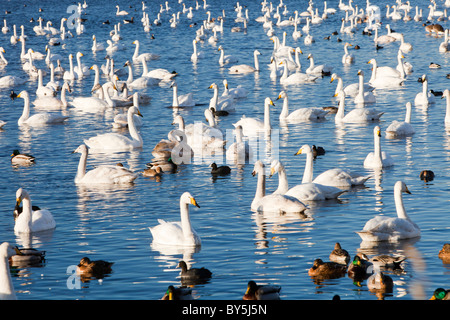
[347,254,372,282]
[210,162,231,176]
[367,266,394,293]
[438,243,450,262]
[161,285,193,300]
[178,260,212,285]
[142,166,162,177]
[9,246,45,266]
[420,170,434,182]
[76,257,114,278]
[243,281,281,300]
[369,254,405,269]
[11,149,35,165]
[329,242,350,265]
[308,258,347,279]
[430,288,450,300]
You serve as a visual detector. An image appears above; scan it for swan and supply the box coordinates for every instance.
[170,82,195,107]
[17,91,68,126]
[105,40,119,55]
[279,59,318,85]
[74,52,90,78]
[385,24,402,40]
[313,167,371,188]
[218,45,238,66]
[284,145,346,201]
[112,92,145,128]
[306,53,333,75]
[209,82,235,112]
[342,42,355,64]
[0,242,16,300]
[330,73,373,98]
[414,6,422,21]
[367,59,404,88]
[124,59,160,89]
[116,5,128,16]
[222,79,248,99]
[357,181,420,242]
[354,70,376,105]
[2,19,9,34]
[10,24,18,44]
[36,69,56,98]
[0,74,26,88]
[0,47,7,65]
[19,37,44,60]
[277,90,328,122]
[14,188,56,233]
[33,82,71,110]
[71,82,116,112]
[439,29,450,53]
[363,126,394,168]
[399,34,412,53]
[334,91,383,123]
[233,97,274,136]
[229,50,261,74]
[73,144,138,184]
[373,27,396,44]
[414,74,435,107]
[63,54,77,80]
[185,109,226,150]
[84,106,143,152]
[369,53,405,80]
[251,160,308,213]
[385,102,415,138]
[149,192,201,247]
[226,125,252,163]
[443,89,450,125]
[45,63,61,92]
[91,35,105,52]
[292,19,302,40]
[191,39,205,62]
[132,39,159,62]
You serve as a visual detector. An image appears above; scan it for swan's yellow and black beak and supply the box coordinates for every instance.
[16,197,22,206]
[269,99,275,107]
[137,110,143,117]
[208,84,214,89]
[17,92,22,98]
[269,167,275,178]
[377,129,381,137]
[295,148,303,155]
[190,197,200,208]
[405,186,411,194]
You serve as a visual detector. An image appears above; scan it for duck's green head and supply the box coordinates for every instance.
[431,288,448,300]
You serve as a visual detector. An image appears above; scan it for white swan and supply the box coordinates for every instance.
[313,167,371,188]
[71,82,116,112]
[373,27,396,44]
[14,188,56,233]
[45,63,61,92]
[279,59,318,85]
[170,82,195,107]
[385,24,402,40]
[91,35,105,52]
[17,91,68,126]
[36,69,56,98]
[112,93,144,128]
[74,52,90,78]
[306,53,333,75]
[330,73,373,98]
[369,54,405,80]
[229,50,261,74]
[233,97,274,136]
[368,58,404,88]
[63,54,77,80]
[73,144,138,184]
[251,160,308,213]
[226,125,252,163]
[209,82,235,112]
[0,242,16,300]
[439,29,450,53]
[399,33,412,53]
[84,106,143,152]
[385,102,415,138]
[0,74,26,88]
[33,82,71,110]
[363,126,394,168]
[277,90,328,122]
[354,70,376,105]
[444,89,450,125]
[124,59,160,89]
[334,91,383,123]
[357,181,420,242]
[191,39,205,62]
[184,108,226,150]
[116,5,129,16]
[132,39,159,62]
[149,192,201,247]
[218,45,238,66]
[342,42,355,64]
[44,45,62,65]
[222,79,248,99]
[414,74,435,107]
[284,145,346,201]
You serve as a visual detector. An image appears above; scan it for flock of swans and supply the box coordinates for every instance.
[1,0,450,301]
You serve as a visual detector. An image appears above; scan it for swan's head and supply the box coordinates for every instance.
[72,144,88,154]
[218,45,223,51]
[374,125,381,137]
[418,74,427,83]
[330,73,339,83]
[254,50,261,56]
[222,79,228,88]
[295,47,303,54]
[357,69,364,76]
[181,192,200,208]
[16,90,29,100]
[0,242,16,259]
[208,83,217,90]
[307,53,313,60]
[77,52,84,58]
[172,115,184,126]
[252,160,265,176]
[170,81,178,88]
[63,82,72,93]
[276,91,287,100]
[16,187,29,205]
[265,97,275,107]
[132,40,138,45]
[394,181,411,195]
[269,159,282,177]
[129,106,143,118]
[295,144,311,155]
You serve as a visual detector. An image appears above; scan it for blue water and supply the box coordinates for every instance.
[0,0,449,300]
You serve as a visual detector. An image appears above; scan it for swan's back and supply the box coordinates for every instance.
[357,215,420,242]
[84,132,141,151]
[253,194,307,214]
[77,165,138,184]
[313,168,371,187]
[285,183,345,201]
[149,220,201,246]
[15,208,56,233]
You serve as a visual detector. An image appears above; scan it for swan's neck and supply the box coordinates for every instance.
[75,149,88,181]
[20,39,25,57]
[236,129,243,143]
[172,85,179,107]
[309,57,315,69]
[394,187,409,219]
[294,50,301,69]
[335,95,345,122]
[280,95,289,119]
[133,42,139,59]
[405,104,412,123]
[141,58,149,76]
[19,95,30,124]
[16,196,32,232]
[93,67,99,86]
[126,64,133,83]
[128,108,143,146]
[302,151,314,183]
[102,84,115,106]
[38,71,44,87]
[264,101,271,131]
[370,60,377,82]
[356,73,364,98]
[335,77,343,93]
[180,201,194,239]
[0,250,15,299]
[254,52,260,71]
[49,64,55,83]
[275,165,289,194]
[219,49,224,64]
[373,132,382,165]
[69,56,74,75]
[397,54,405,79]
[254,169,266,205]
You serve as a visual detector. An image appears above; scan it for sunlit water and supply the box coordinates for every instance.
[0,0,449,300]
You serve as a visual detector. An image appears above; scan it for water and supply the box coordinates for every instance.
[0,0,449,301]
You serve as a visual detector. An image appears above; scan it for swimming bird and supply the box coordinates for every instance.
[334,91,383,124]
[420,170,435,182]
[277,90,327,122]
[229,50,261,74]
[385,102,415,138]
[430,288,450,300]
[17,91,68,126]
[76,257,114,278]
[329,242,351,265]
[308,258,347,279]
[364,126,394,169]
[367,265,394,293]
[11,150,35,165]
[161,285,192,300]
[0,242,17,300]
[178,260,212,285]
[210,163,231,176]
[243,281,281,300]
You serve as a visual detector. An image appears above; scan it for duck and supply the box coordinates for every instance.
[334,91,384,123]
[369,254,406,269]
[363,126,394,169]
[9,246,45,267]
[430,288,450,300]
[438,243,450,261]
[142,166,163,177]
[149,192,201,247]
[0,242,17,300]
[367,265,394,293]
[14,187,56,233]
[385,102,415,138]
[72,144,138,184]
[308,258,347,279]
[11,150,35,165]
[347,254,372,281]
[229,50,261,74]
[357,181,420,242]
[146,157,178,174]
[161,285,193,300]
[251,160,308,214]
[306,53,333,76]
[277,90,328,122]
[76,257,114,278]
[84,106,143,152]
[420,170,435,182]
[329,242,351,265]
[16,91,68,126]
[210,163,231,176]
[178,260,212,284]
[243,281,281,300]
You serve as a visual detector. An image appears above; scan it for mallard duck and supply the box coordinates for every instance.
[347,254,372,281]
[146,157,177,173]
[243,281,281,300]
[9,246,45,266]
[76,257,113,278]
[430,288,450,300]
[369,254,405,269]
[11,150,35,165]
[210,163,231,175]
[329,242,350,265]
[142,166,163,177]
[161,285,193,300]
[178,260,212,285]
[308,259,347,279]
[429,62,441,69]
[367,266,394,293]
[420,170,434,182]
[438,243,450,262]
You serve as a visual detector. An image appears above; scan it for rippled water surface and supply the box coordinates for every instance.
[1,0,450,300]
